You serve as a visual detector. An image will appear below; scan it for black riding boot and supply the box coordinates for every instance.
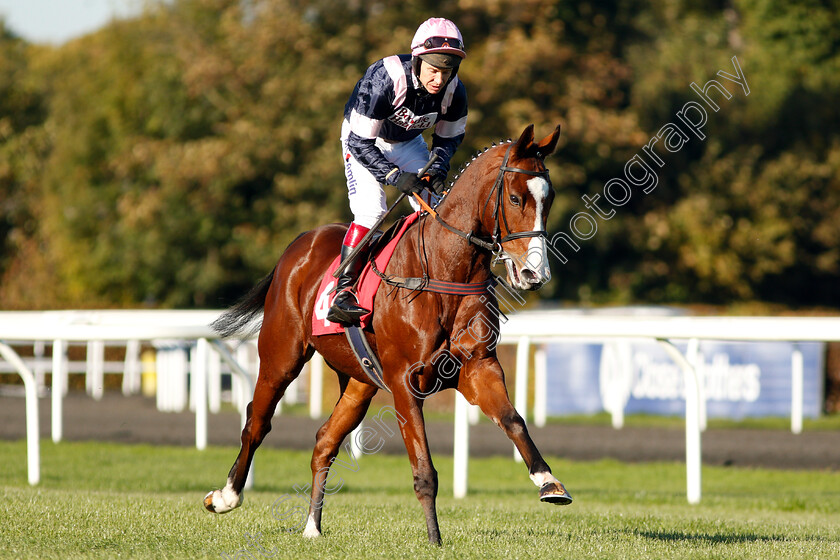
[326,244,371,326]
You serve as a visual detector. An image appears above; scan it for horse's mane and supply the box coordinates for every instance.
[447,138,514,190]
[429,139,514,217]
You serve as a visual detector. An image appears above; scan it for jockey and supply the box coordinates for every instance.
[327,17,469,325]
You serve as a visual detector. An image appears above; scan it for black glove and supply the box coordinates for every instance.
[395,171,424,195]
[424,172,446,194]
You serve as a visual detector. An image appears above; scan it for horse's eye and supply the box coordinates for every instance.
[509,194,521,207]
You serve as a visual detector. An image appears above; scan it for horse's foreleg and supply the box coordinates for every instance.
[303,377,377,538]
[459,359,572,505]
[392,388,441,545]
[204,355,307,514]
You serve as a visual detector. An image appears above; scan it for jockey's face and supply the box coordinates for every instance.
[419,61,453,95]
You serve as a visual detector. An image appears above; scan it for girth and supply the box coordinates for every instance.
[368,257,490,296]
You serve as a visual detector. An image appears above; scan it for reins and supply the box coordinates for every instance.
[368,142,551,296]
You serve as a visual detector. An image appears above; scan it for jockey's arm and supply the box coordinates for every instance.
[429,130,464,179]
[345,130,402,186]
[428,83,468,179]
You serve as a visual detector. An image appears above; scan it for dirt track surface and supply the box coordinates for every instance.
[1,391,838,470]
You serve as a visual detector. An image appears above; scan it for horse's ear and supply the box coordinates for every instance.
[535,124,562,158]
[513,124,536,155]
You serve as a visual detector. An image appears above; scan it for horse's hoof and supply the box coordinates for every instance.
[539,481,573,505]
[204,488,242,513]
[203,491,217,512]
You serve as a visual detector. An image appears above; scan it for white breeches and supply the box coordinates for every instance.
[340,120,433,229]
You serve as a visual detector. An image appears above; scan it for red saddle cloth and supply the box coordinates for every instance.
[312,212,420,336]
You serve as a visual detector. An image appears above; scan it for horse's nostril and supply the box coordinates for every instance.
[520,268,538,283]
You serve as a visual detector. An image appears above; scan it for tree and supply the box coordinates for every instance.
[1,0,838,310]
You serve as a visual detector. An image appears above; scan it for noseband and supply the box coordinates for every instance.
[433,143,551,257]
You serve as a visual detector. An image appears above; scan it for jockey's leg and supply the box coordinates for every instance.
[329,129,389,326]
[327,223,372,325]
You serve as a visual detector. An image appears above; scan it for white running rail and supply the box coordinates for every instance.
[2,310,839,504]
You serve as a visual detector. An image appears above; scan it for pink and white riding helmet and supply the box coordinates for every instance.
[410,17,466,66]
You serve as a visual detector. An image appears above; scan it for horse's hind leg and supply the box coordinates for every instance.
[459,357,572,505]
[302,376,378,538]
[204,346,313,514]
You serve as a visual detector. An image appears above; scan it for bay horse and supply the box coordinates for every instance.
[204,124,571,545]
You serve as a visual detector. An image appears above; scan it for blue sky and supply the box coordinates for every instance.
[0,0,142,44]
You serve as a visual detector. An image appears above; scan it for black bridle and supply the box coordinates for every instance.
[432,142,551,257]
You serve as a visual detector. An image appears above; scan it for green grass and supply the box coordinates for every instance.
[1,440,839,559]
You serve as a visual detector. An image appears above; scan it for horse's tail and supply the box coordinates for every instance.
[211,267,275,339]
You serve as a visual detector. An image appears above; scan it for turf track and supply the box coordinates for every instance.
[2,440,839,559]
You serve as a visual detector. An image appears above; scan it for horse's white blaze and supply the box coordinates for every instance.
[529,471,561,488]
[302,513,321,538]
[524,177,551,283]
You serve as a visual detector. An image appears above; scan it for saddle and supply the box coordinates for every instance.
[312,212,421,337]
